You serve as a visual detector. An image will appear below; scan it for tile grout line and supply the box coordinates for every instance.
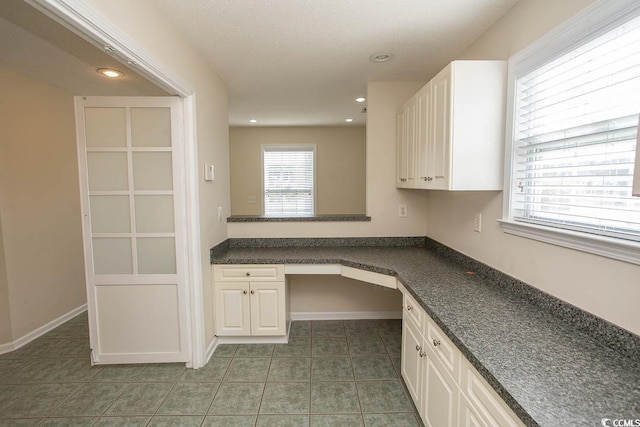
[201,346,235,425]
[255,345,275,423]
[345,322,366,426]
[95,365,146,424]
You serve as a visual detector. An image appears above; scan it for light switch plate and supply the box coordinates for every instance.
[204,164,215,181]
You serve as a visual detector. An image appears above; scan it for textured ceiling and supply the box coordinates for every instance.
[0,0,169,97]
[155,0,520,126]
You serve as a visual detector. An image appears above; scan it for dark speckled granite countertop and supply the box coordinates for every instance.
[211,240,640,427]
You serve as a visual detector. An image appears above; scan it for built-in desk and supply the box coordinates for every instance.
[211,238,640,427]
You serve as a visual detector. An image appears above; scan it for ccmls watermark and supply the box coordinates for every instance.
[600,419,640,427]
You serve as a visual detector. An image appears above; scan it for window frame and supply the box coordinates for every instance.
[501,0,640,265]
[261,144,317,217]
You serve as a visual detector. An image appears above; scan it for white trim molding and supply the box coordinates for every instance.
[500,220,640,266]
[26,0,206,368]
[290,311,402,321]
[25,0,194,97]
[501,0,640,265]
[0,304,87,355]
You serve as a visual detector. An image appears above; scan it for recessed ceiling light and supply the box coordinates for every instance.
[345,118,354,123]
[369,53,393,63]
[97,68,124,78]
[355,97,366,103]
[249,119,257,123]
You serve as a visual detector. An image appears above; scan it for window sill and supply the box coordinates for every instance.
[499,220,640,266]
[227,215,371,223]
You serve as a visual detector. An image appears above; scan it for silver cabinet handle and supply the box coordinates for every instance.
[433,339,441,347]
[419,350,426,358]
[243,290,247,295]
[406,304,412,311]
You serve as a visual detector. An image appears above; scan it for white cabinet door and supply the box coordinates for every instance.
[404,95,418,187]
[422,355,459,427]
[459,394,489,427]
[396,110,406,187]
[396,94,418,188]
[416,82,432,189]
[461,360,524,427]
[425,318,461,383]
[214,282,251,336]
[430,64,452,190]
[250,282,286,336]
[401,316,423,405]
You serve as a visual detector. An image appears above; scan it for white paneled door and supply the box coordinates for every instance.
[75,96,189,364]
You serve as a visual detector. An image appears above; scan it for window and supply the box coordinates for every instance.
[502,0,640,264]
[263,145,315,216]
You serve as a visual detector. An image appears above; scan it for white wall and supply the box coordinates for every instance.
[290,276,401,315]
[0,66,86,341]
[229,81,428,238]
[426,0,640,336]
[229,126,366,216]
[81,0,230,346]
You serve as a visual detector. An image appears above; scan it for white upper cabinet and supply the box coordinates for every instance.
[396,94,418,188]
[397,60,507,191]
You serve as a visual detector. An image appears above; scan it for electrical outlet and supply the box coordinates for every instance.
[248,195,257,204]
[398,204,408,217]
[474,213,482,232]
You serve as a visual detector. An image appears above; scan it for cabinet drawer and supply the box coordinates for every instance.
[425,316,461,384]
[214,265,284,282]
[461,359,524,427]
[403,292,423,331]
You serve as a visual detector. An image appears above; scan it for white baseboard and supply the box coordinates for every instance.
[0,341,14,354]
[290,311,402,321]
[214,335,290,345]
[204,336,219,364]
[0,304,87,355]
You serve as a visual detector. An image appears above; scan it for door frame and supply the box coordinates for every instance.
[28,0,207,368]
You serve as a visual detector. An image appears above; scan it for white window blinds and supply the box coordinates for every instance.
[511,13,640,242]
[263,146,314,216]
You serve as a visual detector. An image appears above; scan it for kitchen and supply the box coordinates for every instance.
[1,0,639,425]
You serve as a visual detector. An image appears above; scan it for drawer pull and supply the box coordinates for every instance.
[243,290,247,295]
[407,304,412,311]
[419,350,426,358]
[250,290,255,294]
[433,339,441,347]
[245,272,250,276]
[415,345,422,352]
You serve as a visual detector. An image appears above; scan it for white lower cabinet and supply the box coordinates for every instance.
[401,314,423,403]
[399,287,524,427]
[459,394,488,427]
[461,359,524,427]
[213,265,288,337]
[423,354,459,427]
[402,305,458,427]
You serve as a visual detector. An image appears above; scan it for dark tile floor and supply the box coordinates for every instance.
[0,314,421,426]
